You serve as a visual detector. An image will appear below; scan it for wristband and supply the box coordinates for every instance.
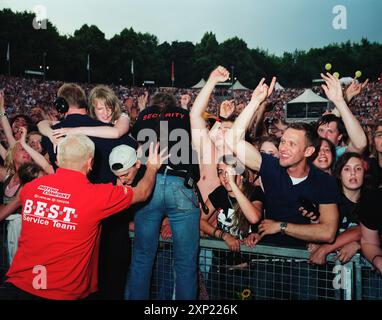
[220,230,226,240]
[0,112,6,117]
[212,228,219,239]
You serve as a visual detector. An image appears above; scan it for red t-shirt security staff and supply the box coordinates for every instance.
[6,134,166,300]
[7,169,133,299]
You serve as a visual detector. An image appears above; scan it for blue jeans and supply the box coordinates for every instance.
[126,173,200,300]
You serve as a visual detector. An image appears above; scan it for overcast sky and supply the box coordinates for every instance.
[2,0,381,55]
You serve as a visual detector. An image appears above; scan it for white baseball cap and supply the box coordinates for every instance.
[109,144,138,176]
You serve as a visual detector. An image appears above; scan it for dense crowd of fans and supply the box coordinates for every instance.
[0,69,381,300]
[1,74,380,130]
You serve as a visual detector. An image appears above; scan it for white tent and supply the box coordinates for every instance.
[287,89,329,104]
[230,80,249,91]
[339,77,353,85]
[286,89,329,122]
[275,82,285,91]
[191,78,206,89]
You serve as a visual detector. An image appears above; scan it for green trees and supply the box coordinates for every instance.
[1,9,380,87]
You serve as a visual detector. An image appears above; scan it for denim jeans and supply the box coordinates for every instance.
[126,173,200,300]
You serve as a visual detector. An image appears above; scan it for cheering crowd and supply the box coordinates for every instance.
[0,66,381,300]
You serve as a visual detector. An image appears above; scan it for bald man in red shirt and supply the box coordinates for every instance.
[3,134,166,300]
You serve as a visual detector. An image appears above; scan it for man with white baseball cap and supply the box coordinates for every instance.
[97,144,145,300]
[109,144,143,186]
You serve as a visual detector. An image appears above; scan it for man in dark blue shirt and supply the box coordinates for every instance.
[258,149,340,247]
[226,78,341,248]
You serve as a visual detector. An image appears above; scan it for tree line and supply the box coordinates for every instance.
[1,8,381,88]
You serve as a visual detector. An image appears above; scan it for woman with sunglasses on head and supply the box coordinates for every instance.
[199,155,263,298]
[200,155,263,249]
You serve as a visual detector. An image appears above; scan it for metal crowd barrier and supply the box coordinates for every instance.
[1,229,381,300]
[354,255,382,300]
[145,236,382,300]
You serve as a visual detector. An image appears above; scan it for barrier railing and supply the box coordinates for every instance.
[1,229,381,300]
[146,236,382,300]
[354,255,382,300]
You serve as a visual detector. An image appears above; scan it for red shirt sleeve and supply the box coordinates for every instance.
[96,184,134,220]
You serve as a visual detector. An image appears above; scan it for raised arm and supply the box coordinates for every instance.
[219,100,235,119]
[226,169,262,224]
[190,66,229,149]
[0,143,7,161]
[250,101,269,138]
[0,90,16,148]
[190,66,230,198]
[19,127,54,175]
[344,78,369,104]
[224,78,275,171]
[230,77,276,137]
[138,91,149,112]
[321,73,367,154]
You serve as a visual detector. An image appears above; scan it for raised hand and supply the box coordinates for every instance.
[208,66,230,84]
[345,78,369,103]
[321,73,344,104]
[251,76,276,104]
[225,166,238,188]
[146,142,170,171]
[219,100,235,119]
[267,76,277,98]
[18,127,28,143]
[138,91,149,111]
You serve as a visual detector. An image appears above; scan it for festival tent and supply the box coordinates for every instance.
[275,82,285,91]
[286,89,329,122]
[339,77,354,85]
[191,79,206,89]
[230,80,249,90]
